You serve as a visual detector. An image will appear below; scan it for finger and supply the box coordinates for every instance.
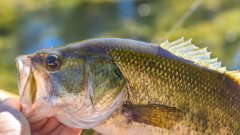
[48,124,82,135]
[0,98,30,135]
[60,127,82,135]
[49,124,65,135]
[32,117,61,135]
[30,118,48,132]
[0,98,22,111]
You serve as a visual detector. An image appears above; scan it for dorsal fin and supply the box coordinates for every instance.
[156,37,227,73]
[156,37,240,84]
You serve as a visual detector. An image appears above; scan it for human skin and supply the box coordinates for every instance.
[0,98,82,135]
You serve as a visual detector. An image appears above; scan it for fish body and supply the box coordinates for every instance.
[16,38,240,135]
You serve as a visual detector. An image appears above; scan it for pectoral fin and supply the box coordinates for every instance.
[121,103,184,129]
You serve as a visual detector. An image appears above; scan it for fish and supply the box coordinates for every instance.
[16,38,240,135]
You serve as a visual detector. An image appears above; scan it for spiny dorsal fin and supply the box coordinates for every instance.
[157,37,227,73]
[156,37,240,84]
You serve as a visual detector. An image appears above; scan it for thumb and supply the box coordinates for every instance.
[0,98,31,135]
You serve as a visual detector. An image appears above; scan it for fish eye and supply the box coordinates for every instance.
[46,54,60,70]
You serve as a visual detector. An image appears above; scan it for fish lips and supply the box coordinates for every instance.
[16,55,32,101]
[16,55,57,122]
[16,55,52,105]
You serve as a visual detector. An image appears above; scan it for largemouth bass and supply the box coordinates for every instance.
[16,38,240,135]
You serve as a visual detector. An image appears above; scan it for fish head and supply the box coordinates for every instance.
[16,47,126,128]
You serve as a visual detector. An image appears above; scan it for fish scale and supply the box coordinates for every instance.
[104,39,240,134]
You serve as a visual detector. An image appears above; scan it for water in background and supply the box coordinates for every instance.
[0,0,240,94]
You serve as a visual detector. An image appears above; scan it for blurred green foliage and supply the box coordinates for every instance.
[0,0,240,95]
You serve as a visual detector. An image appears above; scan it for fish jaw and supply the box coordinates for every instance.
[16,55,31,101]
[16,55,58,122]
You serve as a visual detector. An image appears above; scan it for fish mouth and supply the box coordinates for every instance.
[16,55,58,122]
[16,55,36,105]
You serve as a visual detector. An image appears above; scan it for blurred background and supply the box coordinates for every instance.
[0,0,240,96]
[0,0,240,134]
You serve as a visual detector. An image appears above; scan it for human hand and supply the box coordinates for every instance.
[30,116,82,135]
[0,98,82,135]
